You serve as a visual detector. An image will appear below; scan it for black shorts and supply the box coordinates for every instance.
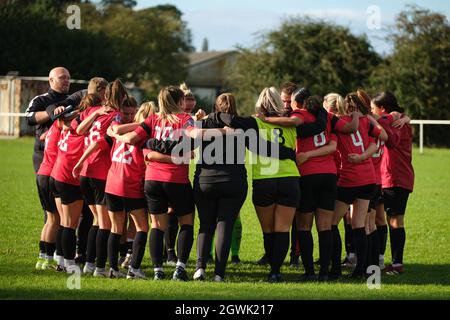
[80,176,106,205]
[53,180,83,205]
[252,177,300,208]
[106,193,147,212]
[337,184,376,204]
[36,175,56,212]
[382,187,411,216]
[298,174,337,213]
[49,177,60,198]
[369,185,383,211]
[144,180,195,216]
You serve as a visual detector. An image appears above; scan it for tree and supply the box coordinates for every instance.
[0,3,122,79]
[370,6,450,146]
[100,0,136,8]
[227,17,381,115]
[0,1,193,94]
[80,3,193,87]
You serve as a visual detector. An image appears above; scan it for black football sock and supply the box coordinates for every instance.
[107,232,121,271]
[271,232,289,274]
[377,225,388,256]
[318,230,332,276]
[370,230,380,267]
[39,240,46,256]
[390,227,405,265]
[96,229,110,268]
[165,214,179,256]
[62,227,77,260]
[299,231,314,275]
[149,228,165,268]
[344,222,354,255]
[56,226,64,256]
[126,240,133,254]
[263,232,274,267]
[77,205,93,256]
[330,225,342,275]
[352,228,368,276]
[119,242,128,258]
[45,242,56,259]
[131,231,147,269]
[177,224,194,265]
[86,225,99,263]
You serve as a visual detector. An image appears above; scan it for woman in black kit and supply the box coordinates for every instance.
[192,93,248,282]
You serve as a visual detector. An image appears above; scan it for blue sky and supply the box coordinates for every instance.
[128,1,450,54]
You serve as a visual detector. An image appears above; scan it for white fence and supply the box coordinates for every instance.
[1,114,449,154]
[410,120,450,154]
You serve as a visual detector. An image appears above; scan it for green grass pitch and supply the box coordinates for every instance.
[0,138,449,299]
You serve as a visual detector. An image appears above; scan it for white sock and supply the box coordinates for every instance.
[154,267,163,272]
[39,252,46,259]
[176,261,186,269]
[56,255,64,266]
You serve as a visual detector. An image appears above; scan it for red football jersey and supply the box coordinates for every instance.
[371,115,399,185]
[295,110,337,176]
[38,121,61,176]
[51,127,85,186]
[381,114,414,191]
[134,113,194,183]
[73,106,123,180]
[103,136,146,199]
[336,116,381,187]
[328,112,349,177]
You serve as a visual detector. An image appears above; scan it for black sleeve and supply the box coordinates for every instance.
[246,136,296,161]
[207,112,259,131]
[144,138,195,154]
[368,122,375,137]
[296,107,327,137]
[201,113,224,129]
[104,135,114,148]
[139,121,152,137]
[330,115,339,130]
[46,90,84,110]
[26,97,45,126]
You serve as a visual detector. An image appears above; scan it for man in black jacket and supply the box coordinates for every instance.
[26,67,71,270]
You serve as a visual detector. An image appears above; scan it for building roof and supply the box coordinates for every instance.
[188,51,236,67]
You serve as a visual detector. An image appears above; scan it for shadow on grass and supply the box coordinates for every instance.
[2,260,449,285]
[226,261,450,286]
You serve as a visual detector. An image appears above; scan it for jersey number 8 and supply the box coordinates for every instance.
[272,128,285,145]
[314,132,327,147]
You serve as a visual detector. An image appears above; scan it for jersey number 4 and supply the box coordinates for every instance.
[351,131,365,153]
[112,142,134,165]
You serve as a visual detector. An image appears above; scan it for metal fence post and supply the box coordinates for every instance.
[420,122,424,154]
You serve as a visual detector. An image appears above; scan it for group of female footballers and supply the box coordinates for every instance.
[34,78,414,282]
